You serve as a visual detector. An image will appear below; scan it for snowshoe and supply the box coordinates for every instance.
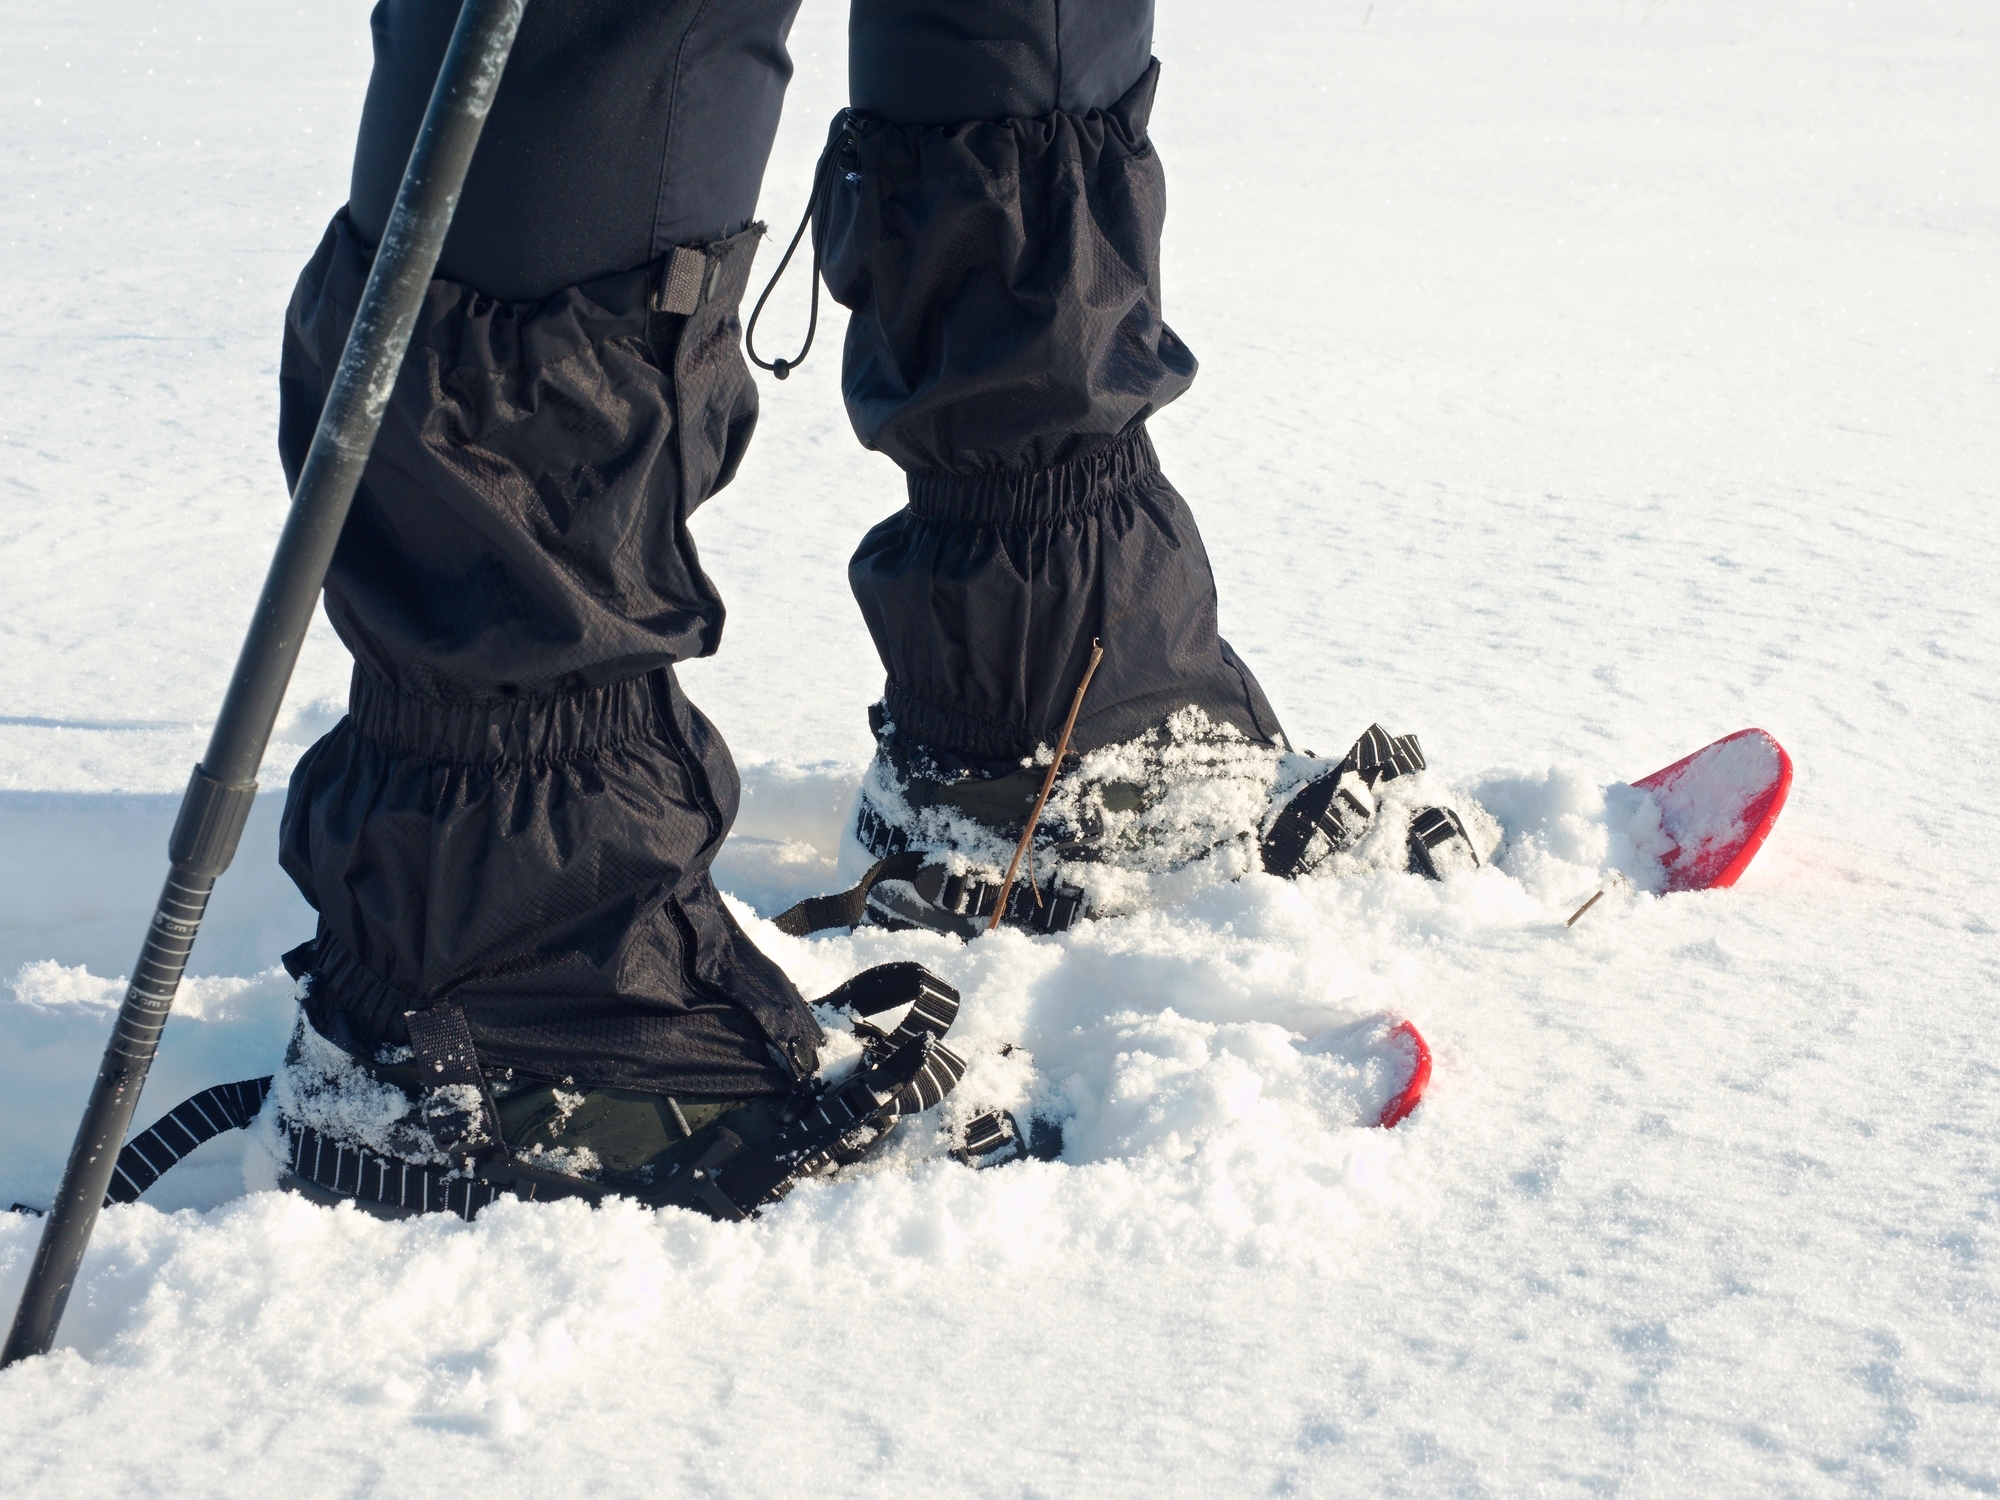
[103,963,974,1224]
[777,718,1493,942]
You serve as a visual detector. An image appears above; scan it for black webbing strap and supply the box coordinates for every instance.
[97,1074,561,1221]
[771,852,925,936]
[644,1028,970,1220]
[283,1123,632,1222]
[1263,724,1426,879]
[286,1123,507,1221]
[816,962,961,1052]
[774,849,1086,939]
[813,965,966,1115]
[1407,806,1480,880]
[885,1035,966,1115]
[104,1077,273,1206]
[680,1130,751,1222]
[952,1109,1029,1167]
[1262,772,1372,878]
[853,799,1089,935]
[1350,724,1426,787]
[835,1031,965,1121]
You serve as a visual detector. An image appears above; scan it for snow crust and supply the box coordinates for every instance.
[4,0,1998,1494]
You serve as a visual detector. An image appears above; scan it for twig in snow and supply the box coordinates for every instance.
[1567,890,1606,927]
[989,641,1105,932]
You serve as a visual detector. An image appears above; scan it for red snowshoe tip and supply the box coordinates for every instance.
[1376,1020,1432,1129]
[1633,727,1793,893]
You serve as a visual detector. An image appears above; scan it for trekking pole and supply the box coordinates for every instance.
[2,0,528,1370]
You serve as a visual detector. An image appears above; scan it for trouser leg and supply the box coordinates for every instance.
[348,0,801,301]
[827,0,1286,770]
[275,0,821,1097]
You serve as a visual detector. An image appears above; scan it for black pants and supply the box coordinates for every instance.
[347,0,1158,300]
[278,0,1283,1096]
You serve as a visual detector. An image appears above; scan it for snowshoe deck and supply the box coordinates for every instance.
[1634,727,1793,892]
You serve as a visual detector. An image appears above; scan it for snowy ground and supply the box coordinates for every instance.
[4,0,1998,1494]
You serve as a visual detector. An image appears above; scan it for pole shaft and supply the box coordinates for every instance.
[2,0,526,1370]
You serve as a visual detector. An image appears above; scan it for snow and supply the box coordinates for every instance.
[4,0,1999,1493]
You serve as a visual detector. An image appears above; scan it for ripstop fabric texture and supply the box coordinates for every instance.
[276,216,819,1098]
[820,62,1286,764]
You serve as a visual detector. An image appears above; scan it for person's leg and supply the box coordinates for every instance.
[346,0,797,300]
[818,1,1294,931]
[275,0,821,1114]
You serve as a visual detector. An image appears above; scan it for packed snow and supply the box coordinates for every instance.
[4,0,1998,1494]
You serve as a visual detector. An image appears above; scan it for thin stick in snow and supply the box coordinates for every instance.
[1567,890,1606,927]
[989,641,1105,932]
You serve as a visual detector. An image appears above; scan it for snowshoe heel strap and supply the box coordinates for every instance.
[816,962,961,1055]
[286,1123,505,1220]
[104,1076,273,1206]
[283,1122,618,1222]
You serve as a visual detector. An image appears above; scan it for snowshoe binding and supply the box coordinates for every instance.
[1262,724,1486,882]
[777,717,1493,942]
[101,963,977,1224]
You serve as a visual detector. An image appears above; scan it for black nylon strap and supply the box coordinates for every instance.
[684,1130,749,1222]
[953,1110,1029,1167]
[104,1077,273,1206]
[1407,806,1479,881]
[853,798,1090,934]
[1263,723,1431,879]
[776,843,1087,940]
[404,1002,508,1150]
[771,851,925,936]
[1262,770,1374,878]
[285,1123,509,1220]
[1349,724,1426,786]
[815,961,962,1052]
